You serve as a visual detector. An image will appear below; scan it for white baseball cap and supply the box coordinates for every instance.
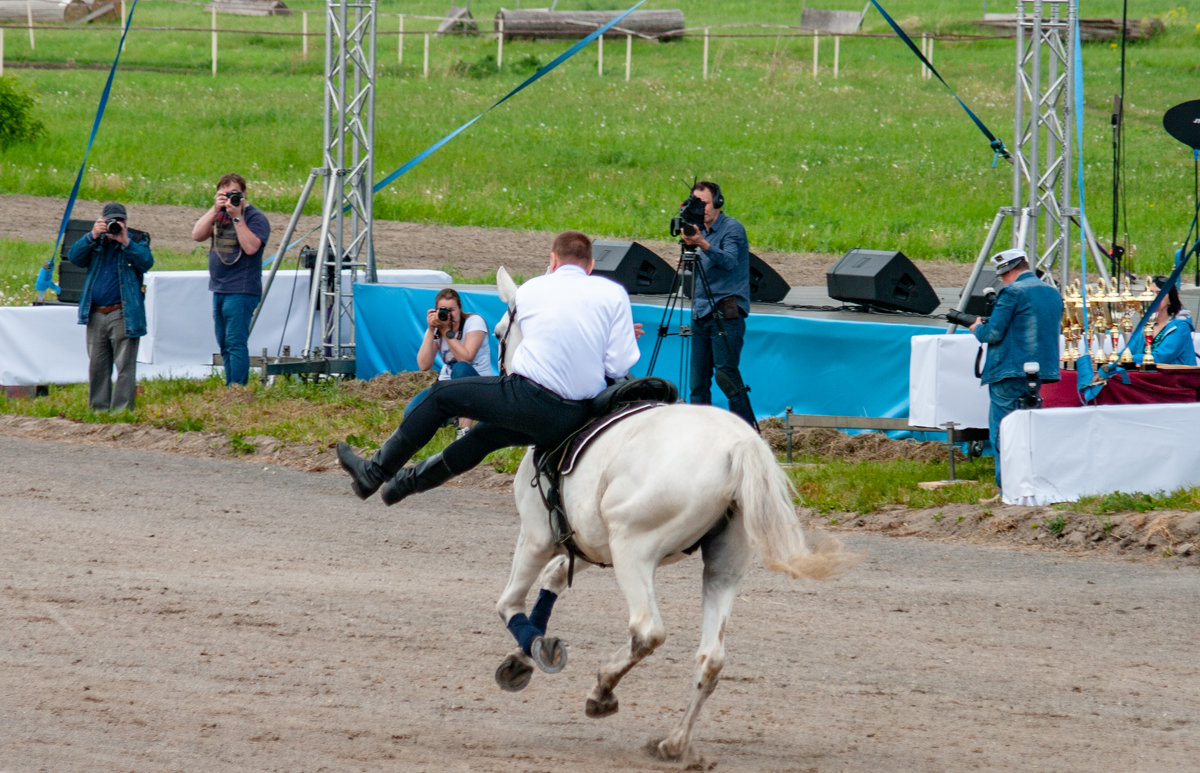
[990,248,1027,275]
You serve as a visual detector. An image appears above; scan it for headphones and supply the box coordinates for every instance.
[700,180,724,210]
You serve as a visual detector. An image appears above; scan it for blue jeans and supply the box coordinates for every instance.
[988,377,1029,489]
[213,292,259,386]
[689,313,754,425]
[405,361,482,418]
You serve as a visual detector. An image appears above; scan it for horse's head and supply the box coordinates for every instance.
[494,266,523,376]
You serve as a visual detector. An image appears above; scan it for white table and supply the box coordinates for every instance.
[0,269,450,385]
[1000,403,1200,504]
[908,333,989,429]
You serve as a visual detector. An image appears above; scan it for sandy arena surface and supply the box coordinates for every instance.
[3,195,1200,771]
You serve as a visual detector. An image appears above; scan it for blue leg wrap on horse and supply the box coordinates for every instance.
[529,589,558,635]
[506,613,540,655]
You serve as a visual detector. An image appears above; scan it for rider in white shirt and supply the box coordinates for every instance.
[337,230,640,506]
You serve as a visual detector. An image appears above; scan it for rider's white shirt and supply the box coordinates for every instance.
[512,263,640,400]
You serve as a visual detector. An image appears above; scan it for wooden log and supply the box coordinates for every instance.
[204,0,291,18]
[493,9,684,41]
[974,15,1164,42]
[0,0,88,22]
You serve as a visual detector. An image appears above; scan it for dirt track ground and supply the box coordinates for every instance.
[2,435,1199,772]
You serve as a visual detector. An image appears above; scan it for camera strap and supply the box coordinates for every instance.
[974,345,985,379]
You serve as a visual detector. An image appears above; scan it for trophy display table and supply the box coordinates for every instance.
[1041,367,1200,407]
[1000,403,1200,505]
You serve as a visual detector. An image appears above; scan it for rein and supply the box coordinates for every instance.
[496,304,518,377]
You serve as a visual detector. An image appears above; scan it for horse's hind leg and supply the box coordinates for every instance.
[651,517,752,763]
[587,547,665,719]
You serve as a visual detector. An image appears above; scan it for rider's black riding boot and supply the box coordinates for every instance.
[380,453,457,507]
[337,432,417,500]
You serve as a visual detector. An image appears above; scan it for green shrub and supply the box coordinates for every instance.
[0,76,46,149]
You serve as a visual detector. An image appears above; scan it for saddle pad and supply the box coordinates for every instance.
[559,401,664,476]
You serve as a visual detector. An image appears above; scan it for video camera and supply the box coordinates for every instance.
[1020,361,1043,409]
[670,192,707,239]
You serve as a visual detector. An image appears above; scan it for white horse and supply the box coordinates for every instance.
[490,267,861,763]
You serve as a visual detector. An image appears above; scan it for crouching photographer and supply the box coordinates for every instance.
[958,249,1063,493]
[406,288,494,438]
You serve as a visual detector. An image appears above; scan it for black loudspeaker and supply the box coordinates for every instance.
[748,252,789,302]
[826,248,939,314]
[56,218,94,304]
[961,265,1001,317]
[591,240,675,295]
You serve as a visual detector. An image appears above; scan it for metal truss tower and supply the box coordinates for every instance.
[953,0,1109,320]
[259,0,377,373]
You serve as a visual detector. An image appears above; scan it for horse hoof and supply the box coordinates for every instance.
[530,636,567,674]
[645,738,694,764]
[495,655,534,692]
[585,694,618,718]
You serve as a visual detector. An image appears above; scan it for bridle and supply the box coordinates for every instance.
[496,303,518,376]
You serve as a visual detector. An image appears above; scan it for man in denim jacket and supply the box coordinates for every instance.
[967,248,1062,488]
[67,202,154,412]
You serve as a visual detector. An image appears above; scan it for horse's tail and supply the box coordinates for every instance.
[730,436,863,581]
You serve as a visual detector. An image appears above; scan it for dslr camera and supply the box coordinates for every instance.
[436,306,453,322]
[945,308,981,328]
[105,218,124,235]
[226,190,243,207]
[670,192,707,239]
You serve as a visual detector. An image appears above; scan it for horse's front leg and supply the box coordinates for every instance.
[586,547,665,719]
[495,530,571,690]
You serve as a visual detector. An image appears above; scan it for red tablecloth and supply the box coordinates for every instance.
[1042,368,1200,407]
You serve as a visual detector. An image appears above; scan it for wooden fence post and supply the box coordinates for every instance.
[397,14,403,66]
[301,11,307,61]
[926,36,933,79]
[1,28,5,77]
[702,27,708,80]
[812,30,818,78]
[423,32,429,77]
[834,35,840,79]
[497,18,503,70]
[211,9,217,76]
[597,31,603,76]
[26,0,34,49]
[625,33,631,82]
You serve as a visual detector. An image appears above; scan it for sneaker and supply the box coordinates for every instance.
[456,426,469,440]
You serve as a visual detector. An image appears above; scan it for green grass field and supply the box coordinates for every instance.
[1,0,1197,283]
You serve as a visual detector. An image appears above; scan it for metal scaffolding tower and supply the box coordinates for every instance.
[256,0,378,376]
[952,0,1109,323]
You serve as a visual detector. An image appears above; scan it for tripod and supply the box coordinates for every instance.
[646,242,757,430]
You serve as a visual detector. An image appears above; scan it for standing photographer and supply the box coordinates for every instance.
[406,288,494,438]
[191,172,271,386]
[66,202,155,412]
[965,249,1063,491]
[679,180,754,426]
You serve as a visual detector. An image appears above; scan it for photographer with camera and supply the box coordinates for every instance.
[191,172,271,386]
[406,288,495,438]
[66,202,155,412]
[958,248,1063,493]
[677,180,755,427]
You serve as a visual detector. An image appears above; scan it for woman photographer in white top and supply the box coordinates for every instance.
[407,288,494,436]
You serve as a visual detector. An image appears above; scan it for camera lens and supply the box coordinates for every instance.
[437,307,451,321]
[106,219,122,235]
[227,191,243,206]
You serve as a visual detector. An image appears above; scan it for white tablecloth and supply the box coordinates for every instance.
[1000,403,1200,505]
[908,334,989,429]
[0,269,450,385]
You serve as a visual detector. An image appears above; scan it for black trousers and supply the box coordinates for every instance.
[398,374,591,474]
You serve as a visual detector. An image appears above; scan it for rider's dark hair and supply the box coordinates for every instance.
[552,230,592,265]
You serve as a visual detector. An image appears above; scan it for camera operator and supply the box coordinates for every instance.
[962,249,1063,494]
[66,202,155,412]
[678,180,754,426]
[191,172,271,386]
[407,288,495,438]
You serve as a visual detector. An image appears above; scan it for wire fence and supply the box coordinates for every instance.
[0,4,1009,80]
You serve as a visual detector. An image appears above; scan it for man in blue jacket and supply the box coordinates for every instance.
[67,202,155,412]
[967,248,1063,489]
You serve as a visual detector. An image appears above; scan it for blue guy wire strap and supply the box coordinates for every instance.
[41,0,140,288]
[868,0,1009,165]
[372,0,645,194]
